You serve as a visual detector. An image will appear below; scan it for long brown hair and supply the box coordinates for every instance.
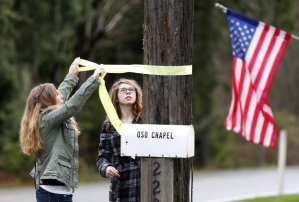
[106,78,143,130]
[20,83,80,156]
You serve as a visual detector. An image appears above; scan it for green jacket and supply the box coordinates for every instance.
[30,74,100,191]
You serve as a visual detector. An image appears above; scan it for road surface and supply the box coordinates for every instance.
[1,166,299,202]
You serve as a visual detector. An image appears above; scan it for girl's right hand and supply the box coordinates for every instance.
[105,166,120,179]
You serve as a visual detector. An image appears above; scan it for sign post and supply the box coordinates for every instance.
[121,124,194,201]
[142,0,194,201]
[121,124,194,158]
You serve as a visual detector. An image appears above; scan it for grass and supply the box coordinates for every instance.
[240,194,299,202]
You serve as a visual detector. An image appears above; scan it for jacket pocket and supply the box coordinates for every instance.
[63,122,75,143]
[57,158,71,179]
[65,122,74,130]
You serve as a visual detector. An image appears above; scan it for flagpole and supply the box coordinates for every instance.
[215,3,299,41]
[215,3,227,13]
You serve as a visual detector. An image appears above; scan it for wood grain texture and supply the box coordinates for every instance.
[140,158,173,201]
[142,0,194,201]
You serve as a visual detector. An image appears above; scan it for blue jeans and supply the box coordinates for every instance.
[36,187,73,202]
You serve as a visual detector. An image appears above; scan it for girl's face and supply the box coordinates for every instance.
[117,83,136,105]
[56,91,64,105]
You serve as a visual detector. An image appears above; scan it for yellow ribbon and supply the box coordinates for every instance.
[78,59,192,134]
[97,73,122,133]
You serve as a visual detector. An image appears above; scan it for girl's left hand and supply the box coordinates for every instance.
[69,57,80,75]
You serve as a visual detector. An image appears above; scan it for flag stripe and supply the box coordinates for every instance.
[249,26,280,142]
[234,59,245,133]
[242,24,268,141]
[262,32,291,101]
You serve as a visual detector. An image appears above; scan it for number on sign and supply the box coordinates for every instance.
[153,162,161,176]
[153,180,161,195]
[152,161,161,201]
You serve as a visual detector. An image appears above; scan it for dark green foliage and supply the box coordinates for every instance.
[13,0,94,84]
[0,0,31,177]
[192,0,218,166]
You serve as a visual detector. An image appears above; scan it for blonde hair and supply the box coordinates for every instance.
[20,83,80,156]
[106,78,143,130]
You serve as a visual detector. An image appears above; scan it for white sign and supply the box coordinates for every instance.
[121,123,194,158]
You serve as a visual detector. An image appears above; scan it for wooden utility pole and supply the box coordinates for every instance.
[142,0,194,201]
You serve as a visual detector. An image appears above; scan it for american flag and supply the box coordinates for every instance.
[223,9,291,148]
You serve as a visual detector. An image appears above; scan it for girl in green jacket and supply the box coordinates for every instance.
[20,57,104,202]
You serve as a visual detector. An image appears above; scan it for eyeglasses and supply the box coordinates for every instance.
[118,88,136,94]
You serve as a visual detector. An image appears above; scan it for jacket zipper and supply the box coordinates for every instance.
[72,128,76,192]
